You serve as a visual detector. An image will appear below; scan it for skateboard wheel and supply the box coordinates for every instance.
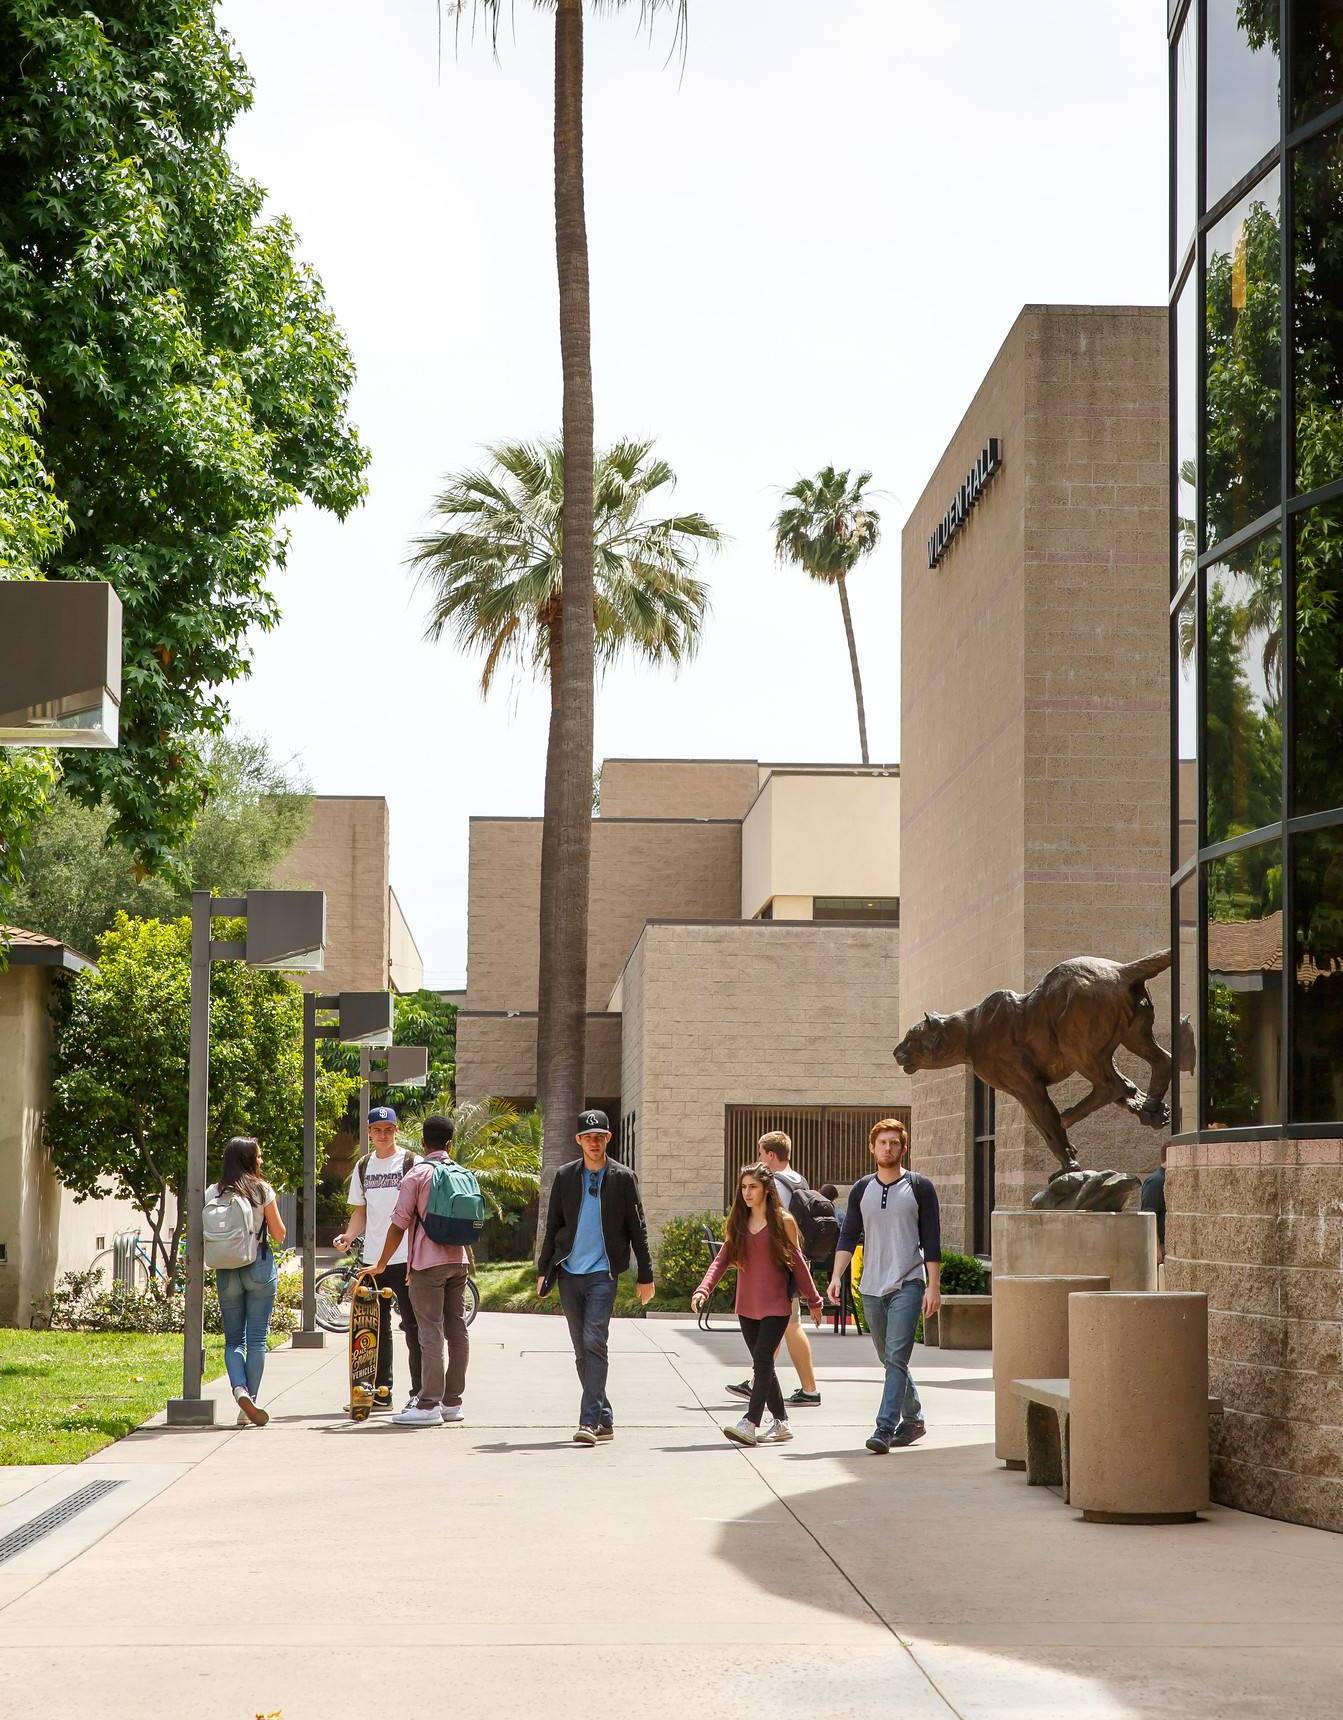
[352,1407,370,1422]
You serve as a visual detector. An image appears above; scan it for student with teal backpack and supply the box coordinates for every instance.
[370,1114,485,1428]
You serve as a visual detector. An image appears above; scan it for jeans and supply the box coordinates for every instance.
[862,1277,924,1438]
[407,1263,470,1409]
[373,1261,421,1397]
[217,1252,278,1399]
[739,1313,790,1424]
[559,1270,617,1429]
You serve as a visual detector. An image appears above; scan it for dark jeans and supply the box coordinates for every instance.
[739,1313,790,1425]
[559,1270,617,1429]
[373,1261,421,1396]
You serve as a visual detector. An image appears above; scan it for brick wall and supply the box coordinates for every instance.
[276,797,391,994]
[456,1012,622,1108]
[598,758,760,820]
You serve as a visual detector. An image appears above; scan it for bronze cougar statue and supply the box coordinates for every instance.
[892,951,1173,1177]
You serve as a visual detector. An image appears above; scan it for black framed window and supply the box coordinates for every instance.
[1202,530,1283,846]
[1204,0,1281,208]
[812,896,900,924]
[970,1078,995,1258]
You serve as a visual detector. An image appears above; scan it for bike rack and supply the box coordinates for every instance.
[112,1230,140,1291]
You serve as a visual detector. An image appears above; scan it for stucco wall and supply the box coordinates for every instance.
[740,771,900,919]
[276,796,392,994]
[598,758,760,820]
[456,1012,622,1109]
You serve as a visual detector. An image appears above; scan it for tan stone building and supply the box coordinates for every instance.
[457,758,911,1237]
[899,304,1171,1254]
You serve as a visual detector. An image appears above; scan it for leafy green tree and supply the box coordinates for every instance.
[411,437,719,693]
[46,913,357,1282]
[0,2,368,876]
[8,732,311,957]
[773,467,881,763]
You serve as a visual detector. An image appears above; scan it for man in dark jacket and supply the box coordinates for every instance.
[537,1109,655,1444]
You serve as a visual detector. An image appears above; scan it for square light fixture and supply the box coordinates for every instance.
[377,1045,430,1087]
[244,890,327,971]
[338,991,396,1046]
[0,582,122,748]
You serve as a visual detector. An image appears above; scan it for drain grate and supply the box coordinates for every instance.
[0,1479,126,1565]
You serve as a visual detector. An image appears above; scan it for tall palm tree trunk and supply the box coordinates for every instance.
[836,575,869,764]
[536,0,595,1233]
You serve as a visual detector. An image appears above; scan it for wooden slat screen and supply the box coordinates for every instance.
[722,1104,912,1209]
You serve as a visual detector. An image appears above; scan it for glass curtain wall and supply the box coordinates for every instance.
[1170,1,1343,1136]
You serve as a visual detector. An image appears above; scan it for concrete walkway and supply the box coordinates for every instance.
[1,1313,1341,1719]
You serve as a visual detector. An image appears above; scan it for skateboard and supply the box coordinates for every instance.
[348,1272,395,1421]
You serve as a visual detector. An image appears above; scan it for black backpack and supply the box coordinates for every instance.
[789,1186,839,1263]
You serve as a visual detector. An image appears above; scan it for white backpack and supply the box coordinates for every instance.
[203,1185,261,1270]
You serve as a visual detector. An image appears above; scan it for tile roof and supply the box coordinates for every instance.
[2,925,96,971]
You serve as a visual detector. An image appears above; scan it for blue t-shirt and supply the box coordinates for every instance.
[563,1164,610,1276]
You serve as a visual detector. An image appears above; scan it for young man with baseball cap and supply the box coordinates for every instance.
[536,1108,655,1444]
[333,1106,421,1412]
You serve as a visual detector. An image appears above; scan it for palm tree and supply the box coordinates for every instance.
[445,1100,542,1218]
[410,437,719,696]
[452,0,690,1226]
[773,466,881,764]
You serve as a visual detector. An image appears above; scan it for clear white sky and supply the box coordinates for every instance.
[219,1,1168,986]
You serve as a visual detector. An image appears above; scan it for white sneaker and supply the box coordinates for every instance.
[235,1409,251,1429]
[760,1417,793,1443]
[723,1416,758,1446]
[440,1404,465,1424]
[233,1388,268,1427]
[392,1403,443,1426]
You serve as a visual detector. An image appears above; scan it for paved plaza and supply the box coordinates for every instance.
[0,1312,1340,1719]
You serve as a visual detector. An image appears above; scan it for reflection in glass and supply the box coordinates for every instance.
[1291,828,1343,1123]
[1291,0,1343,124]
[1205,0,1280,207]
[1293,499,1343,817]
[1293,125,1343,495]
[1175,872,1200,1133]
[1175,278,1197,566]
[1204,171,1281,550]
[1176,591,1198,867]
[1205,845,1283,1128]
[1203,532,1283,844]
[1174,7,1197,266]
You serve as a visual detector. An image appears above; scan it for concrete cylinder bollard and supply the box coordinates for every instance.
[1067,1292,1210,1523]
[993,1275,1110,1466]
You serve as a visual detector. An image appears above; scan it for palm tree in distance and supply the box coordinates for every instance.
[449,0,690,1226]
[773,466,881,764]
[410,437,719,697]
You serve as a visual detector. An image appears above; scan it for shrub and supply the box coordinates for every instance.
[40,1264,298,1338]
[657,1212,732,1302]
[939,1249,989,1296]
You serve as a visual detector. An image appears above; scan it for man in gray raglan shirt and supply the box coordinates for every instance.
[828,1116,941,1454]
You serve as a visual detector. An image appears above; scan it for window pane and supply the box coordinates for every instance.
[1174,7,1198,266]
[1203,532,1283,844]
[1175,589,1198,866]
[1290,0,1343,124]
[812,897,900,924]
[1206,0,1281,208]
[1204,844,1283,1127]
[1293,123,1343,495]
[1291,827,1343,1122]
[1175,872,1201,1132]
[1204,170,1282,551]
[1175,276,1198,568]
[1293,497,1343,816]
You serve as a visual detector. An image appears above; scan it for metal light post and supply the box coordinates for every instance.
[293,991,396,1348]
[358,1044,430,1153]
[167,889,326,1427]
[0,581,122,748]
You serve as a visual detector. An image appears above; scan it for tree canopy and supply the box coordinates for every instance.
[0,1,368,876]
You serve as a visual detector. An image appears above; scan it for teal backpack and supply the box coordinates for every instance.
[422,1159,486,1246]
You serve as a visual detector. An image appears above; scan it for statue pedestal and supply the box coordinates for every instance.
[991,1208,1157,1293]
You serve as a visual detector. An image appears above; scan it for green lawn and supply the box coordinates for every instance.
[0,1331,280,1466]
[475,1259,692,1316]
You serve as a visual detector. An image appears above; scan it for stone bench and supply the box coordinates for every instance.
[924,1294,992,1350]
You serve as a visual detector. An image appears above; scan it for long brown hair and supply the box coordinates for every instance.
[218,1136,266,1206]
[721,1163,798,1271]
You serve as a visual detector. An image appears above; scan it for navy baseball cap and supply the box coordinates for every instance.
[368,1106,398,1125]
[577,1108,611,1135]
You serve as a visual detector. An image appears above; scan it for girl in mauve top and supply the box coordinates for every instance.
[692,1163,823,1446]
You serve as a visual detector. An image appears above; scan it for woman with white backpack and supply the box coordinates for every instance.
[205,1135,286,1428]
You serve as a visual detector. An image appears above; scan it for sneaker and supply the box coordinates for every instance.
[440,1404,465,1424]
[892,1419,926,1448]
[759,1417,793,1443]
[235,1409,251,1429]
[866,1431,892,1455]
[725,1380,752,1400]
[392,1404,443,1426]
[785,1388,821,1407]
[234,1388,268,1428]
[594,1425,614,1442]
[573,1425,599,1446]
[371,1389,394,1413]
[723,1416,758,1447]
[403,1394,420,1413]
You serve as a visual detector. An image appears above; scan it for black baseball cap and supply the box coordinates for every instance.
[577,1109,611,1135]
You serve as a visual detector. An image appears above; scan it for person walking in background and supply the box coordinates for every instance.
[725,1131,823,1408]
[827,1118,941,1455]
[536,1108,655,1445]
[206,1136,286,1428]
[370,1114,471,1428]
[693,1163,823,1446]
[333,1105,421,1412]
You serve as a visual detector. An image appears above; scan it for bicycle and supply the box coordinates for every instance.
[314,1243,480,1333]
